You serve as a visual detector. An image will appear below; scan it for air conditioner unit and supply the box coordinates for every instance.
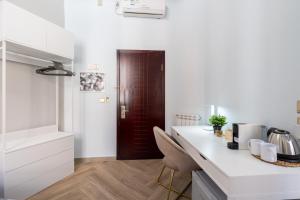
[116,0,166,19]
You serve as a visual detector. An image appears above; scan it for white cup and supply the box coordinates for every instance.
[248,139,264,156]
[261,143,277,163]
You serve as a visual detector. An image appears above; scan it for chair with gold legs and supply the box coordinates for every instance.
[153,127,201,200]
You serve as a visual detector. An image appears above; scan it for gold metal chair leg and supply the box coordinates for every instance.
[157,165,191,200]
[157,165,166,183]
[175,180,192,200]
[167,169,175,200]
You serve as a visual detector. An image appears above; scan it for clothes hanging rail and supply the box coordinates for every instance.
[0,50,75,76]
[36,61,75,77]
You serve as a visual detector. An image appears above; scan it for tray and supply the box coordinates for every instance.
[252,155,300,167]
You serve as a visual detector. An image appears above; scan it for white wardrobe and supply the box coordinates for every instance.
[0,1,75,199]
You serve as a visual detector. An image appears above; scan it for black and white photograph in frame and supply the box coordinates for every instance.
[80,72,105,92]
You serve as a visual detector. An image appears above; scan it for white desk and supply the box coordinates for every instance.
[171,126,300,200]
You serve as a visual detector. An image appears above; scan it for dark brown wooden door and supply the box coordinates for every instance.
[117,50,165,160]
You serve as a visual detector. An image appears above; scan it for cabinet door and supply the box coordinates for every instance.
[46,23,74,59]
[3,2,46,51]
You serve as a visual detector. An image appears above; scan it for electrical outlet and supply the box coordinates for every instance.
[99,98,106,103]
[99,97,110,103]
[297,100,300,113]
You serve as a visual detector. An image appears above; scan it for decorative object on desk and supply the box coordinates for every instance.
[209,114,227,133]
[223,129,233,142]
[80,72,105,92]
[215,130,223,137]
[267,128,300,162]
[252,155,300,167]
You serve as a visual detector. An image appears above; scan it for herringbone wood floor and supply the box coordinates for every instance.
[28,159,191,200]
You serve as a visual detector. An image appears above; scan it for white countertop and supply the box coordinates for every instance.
[172,126,300,177]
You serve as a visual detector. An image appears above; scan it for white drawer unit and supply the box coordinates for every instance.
[0,129,75,200]
[0,0,74,61]
[5,134,74,171]
[6,149,74,189]
[5,161,74,200]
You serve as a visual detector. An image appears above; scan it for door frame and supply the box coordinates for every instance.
[116,49,165,160]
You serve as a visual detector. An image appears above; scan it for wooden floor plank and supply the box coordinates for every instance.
[28,159,192,200]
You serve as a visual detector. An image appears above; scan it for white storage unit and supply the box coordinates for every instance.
[0,0,74,61]
[2,1,47,51]
[3,127,74,200]
[46,23,74,59]
[0,1,75,199]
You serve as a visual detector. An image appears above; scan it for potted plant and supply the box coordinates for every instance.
[209,115,227,133]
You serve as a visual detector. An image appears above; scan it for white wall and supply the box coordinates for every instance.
[202,0,300,136]
[65,0,206,158]
[7,0,65,27]
[66,0,300,158]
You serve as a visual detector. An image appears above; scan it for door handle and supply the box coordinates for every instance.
[121,105,129,119]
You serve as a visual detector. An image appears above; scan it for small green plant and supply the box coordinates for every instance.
[209,115,227,127]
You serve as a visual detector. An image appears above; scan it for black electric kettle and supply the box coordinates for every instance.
[267,128,300,162]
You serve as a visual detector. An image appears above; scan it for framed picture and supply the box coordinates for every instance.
[80,72,105,92]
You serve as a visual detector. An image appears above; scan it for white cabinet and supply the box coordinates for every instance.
[2,1,46,51]
[46,23,74,59]
[1,130,74,200]
[0,0,74,60]
[6,161,73,200]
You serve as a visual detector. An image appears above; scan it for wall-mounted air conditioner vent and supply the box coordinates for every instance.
[116,0,166,19]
